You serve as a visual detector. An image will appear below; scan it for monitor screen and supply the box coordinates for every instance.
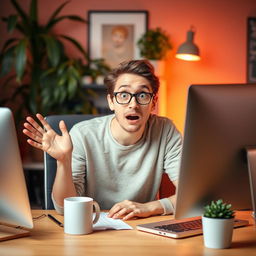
[175,84,256,219]
[0,107,33,229]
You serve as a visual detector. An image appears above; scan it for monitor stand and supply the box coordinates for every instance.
[247,147,256,221]
[0,224,30,242]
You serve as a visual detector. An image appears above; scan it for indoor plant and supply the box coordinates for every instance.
[202,199,235,249]
[137,27,172,77]
[137,27,172,60]
[0,0,94,124]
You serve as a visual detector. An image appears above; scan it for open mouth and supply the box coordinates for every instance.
[126,115,139,120]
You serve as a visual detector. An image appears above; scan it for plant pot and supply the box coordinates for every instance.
[81,75,93,85]
[202,216,234,249]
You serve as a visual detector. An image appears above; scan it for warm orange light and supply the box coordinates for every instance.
[176,53,201,61]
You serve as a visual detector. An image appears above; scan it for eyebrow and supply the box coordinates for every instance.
[117,84,151,91]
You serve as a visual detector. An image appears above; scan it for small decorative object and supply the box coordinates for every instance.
[137,27,172,77]
[202,199,235,249]
[81,75,93,86]
[95,75,104,85]
[81,58,111,86]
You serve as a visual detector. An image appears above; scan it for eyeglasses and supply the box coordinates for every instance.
[113,92,154,105]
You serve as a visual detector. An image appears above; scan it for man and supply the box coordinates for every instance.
[23,60,182,220]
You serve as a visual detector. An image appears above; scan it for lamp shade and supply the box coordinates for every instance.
[176,29,200,61]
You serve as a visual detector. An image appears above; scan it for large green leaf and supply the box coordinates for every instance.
[0,46,15,77]
[11,0,29,27]
[46,15,86,30]
[60,35,88,60]
[7,15,18,33]
[45,0,70,29]
[41,35,60,67]
[2,16,26,34]
[1,38,18,52]
[29,0,38,22]
[67,76,77,99]
[15,39,28,81]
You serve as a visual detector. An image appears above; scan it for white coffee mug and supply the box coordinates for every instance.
[64,197,100,235]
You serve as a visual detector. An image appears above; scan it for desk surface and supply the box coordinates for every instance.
[0,210,255,256]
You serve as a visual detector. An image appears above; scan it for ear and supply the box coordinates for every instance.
[107,94,115,111]
[151,95,158,111]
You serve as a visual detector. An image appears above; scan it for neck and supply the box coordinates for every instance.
[110,118,145,146]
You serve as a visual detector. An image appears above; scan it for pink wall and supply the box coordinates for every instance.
[1,0,256,132]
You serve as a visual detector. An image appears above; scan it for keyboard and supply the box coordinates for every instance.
[155,219,202,233]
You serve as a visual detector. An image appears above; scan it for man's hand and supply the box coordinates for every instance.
[107,200,163,220]
[23,113,73,162]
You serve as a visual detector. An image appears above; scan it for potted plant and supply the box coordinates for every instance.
[137,27,172,76]
[81,58,111,86]
[0,0,94,125]
[202,199,235,249]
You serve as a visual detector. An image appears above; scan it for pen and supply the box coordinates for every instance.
[47,214,64,227]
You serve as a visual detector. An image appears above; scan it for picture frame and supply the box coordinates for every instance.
[247,17,256,83]
[88,10,148,69]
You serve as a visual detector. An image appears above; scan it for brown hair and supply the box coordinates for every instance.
[104,59,160,96]
[111,26,128,38]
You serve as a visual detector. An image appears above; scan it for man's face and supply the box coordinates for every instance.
[112,30,126,48]
[107,73,155,135]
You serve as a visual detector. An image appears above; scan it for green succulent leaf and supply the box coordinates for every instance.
[203,199,235,219]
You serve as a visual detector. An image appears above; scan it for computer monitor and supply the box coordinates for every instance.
[175,84,256,219]
[0,107,33,241]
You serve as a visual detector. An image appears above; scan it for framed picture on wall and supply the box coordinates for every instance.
[247,17,256,83]
[88,10,148,69]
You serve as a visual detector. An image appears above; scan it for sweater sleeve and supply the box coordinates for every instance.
[69,125,87,196]
[164,120,183,182]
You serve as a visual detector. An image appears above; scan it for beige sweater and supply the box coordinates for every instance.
[52,114,182,213]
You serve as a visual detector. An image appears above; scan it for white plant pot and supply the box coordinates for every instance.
[81,75,93,85]
[95,75,104,85]
[202,216,234,249]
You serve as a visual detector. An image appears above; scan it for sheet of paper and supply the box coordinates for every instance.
[93,212,133,230]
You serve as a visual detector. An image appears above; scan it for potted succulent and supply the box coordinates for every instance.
[202,199,235,249]
[137,27,172,77]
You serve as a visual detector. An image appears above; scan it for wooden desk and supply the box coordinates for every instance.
[0,210,255,256]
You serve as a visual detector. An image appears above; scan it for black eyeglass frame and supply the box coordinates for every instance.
[113,92,154,105]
